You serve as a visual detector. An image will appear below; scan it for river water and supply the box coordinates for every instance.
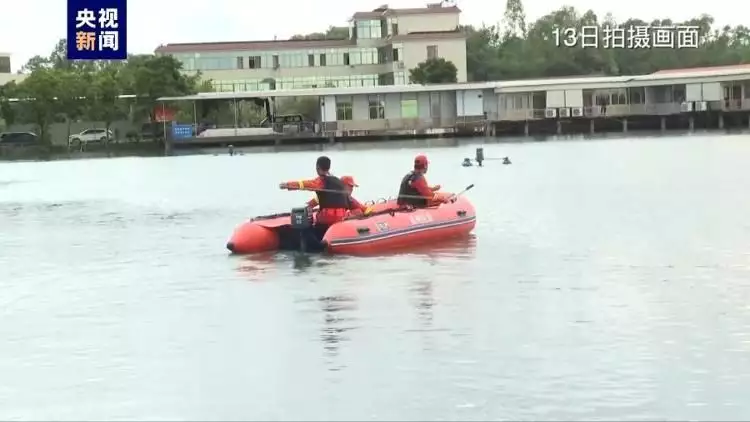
[1,134,749,421]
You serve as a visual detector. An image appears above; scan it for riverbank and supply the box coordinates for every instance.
[2,128,749,162]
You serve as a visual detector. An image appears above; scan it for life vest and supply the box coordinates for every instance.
[315,175,351,224]
[397,171,428,207]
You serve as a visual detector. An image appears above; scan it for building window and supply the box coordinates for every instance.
[236,57,244,69]
[319,54,326,66]
[395,72,406,85]
[272,55,279,68]
[392,23,399,35]
[368,96,385,119]
[343,52,350,66]
[426,45,438,60]
[249,56,261,69]
[308,54,315,67]
[336,98,353,120]
[401,99,418,118]
[356,19,383,39]
[0,56,10,73]
[393,48,400,62]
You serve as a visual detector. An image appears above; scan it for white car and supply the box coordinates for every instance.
[69,129,113,145]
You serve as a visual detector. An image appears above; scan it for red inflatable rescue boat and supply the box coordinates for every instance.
[226,195,476,256]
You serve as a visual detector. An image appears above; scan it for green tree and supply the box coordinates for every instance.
[56,68,91,145]
[87,64,124,147]
[290,26,349,40]
[14,68,62,145]
[119,54,199,122]
[0,81,19,127]
[409,58,458,84]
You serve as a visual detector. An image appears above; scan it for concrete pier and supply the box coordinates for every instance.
[660,116,666,132]
[589,119,595,134]
[719,113,724,129]
[689,115,695,132]
[622,118,628,133]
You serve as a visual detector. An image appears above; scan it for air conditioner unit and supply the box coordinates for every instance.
[695,101,707,111]
[558,107,571,118]
[571,107,583,117]
[397,61,405,69]
[544,108,557,118]
[680,102,693,112]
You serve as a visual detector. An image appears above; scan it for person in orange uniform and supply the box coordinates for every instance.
[397,154,447,208]
[307,175,369,215]
[279,156,360,240]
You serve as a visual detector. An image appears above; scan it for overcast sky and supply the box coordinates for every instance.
[0,0,743,71]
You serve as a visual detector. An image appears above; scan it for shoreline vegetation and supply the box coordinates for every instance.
[2,1,749,161]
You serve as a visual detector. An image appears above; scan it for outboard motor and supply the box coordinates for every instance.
[475,147,484,167]
[290,206,314,252]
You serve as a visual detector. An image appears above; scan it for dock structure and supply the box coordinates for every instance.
[156,64,750,152]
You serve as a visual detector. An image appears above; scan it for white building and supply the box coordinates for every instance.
[154,2,468,92]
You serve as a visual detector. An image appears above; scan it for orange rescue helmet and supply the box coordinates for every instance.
[414,154,429,169]
[341,175,358,187]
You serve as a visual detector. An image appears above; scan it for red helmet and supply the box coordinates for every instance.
[340,175,358,187]
[414,154,429,168]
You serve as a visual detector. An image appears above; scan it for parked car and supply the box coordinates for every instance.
[69,129,113,145]
[0,131,38,145]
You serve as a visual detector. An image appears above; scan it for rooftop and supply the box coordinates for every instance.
[352,5,461,19]
[155,3,463,54]
[155,38,353,54]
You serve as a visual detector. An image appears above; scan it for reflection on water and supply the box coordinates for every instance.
[318,295,358,366]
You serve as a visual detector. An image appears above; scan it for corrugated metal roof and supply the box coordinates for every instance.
[158,81,497,101]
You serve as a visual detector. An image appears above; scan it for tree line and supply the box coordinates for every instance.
[0,40,202,144]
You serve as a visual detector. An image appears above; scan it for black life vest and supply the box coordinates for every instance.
[397,171,428,207]
[315,175,350,209]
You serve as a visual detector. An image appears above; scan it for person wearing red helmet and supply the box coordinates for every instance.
[397,154,446,208]
[306,175,368,215]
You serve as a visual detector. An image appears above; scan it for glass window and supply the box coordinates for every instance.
[336,98,353,120]
[272,55,279,68]
[401,99,418,118]
[249,56,261,69]
[355,20,383,39]
[368,96,385,119]
[343,52,350,66]
[308,54,315,67]
[427,45,438,60]
[395,72,405,85]
[319,54,326,66]
[236,57,244,69]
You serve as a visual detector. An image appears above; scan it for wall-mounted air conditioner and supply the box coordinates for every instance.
[571,107,584,117]
[545,108,557,118]
[559,108,571,118]
[397,61,405,69]
[680,102,693,112]
[695,101,707,111]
